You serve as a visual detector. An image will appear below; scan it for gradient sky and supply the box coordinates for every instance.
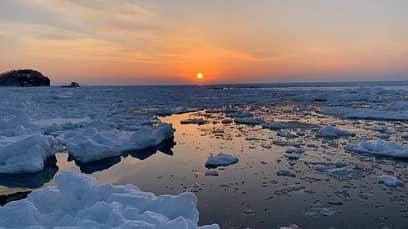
[1,0,407,85]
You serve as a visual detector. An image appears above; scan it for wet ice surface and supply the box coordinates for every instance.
[1,84,408,228]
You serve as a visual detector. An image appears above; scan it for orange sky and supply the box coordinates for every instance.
[1,0,407,85]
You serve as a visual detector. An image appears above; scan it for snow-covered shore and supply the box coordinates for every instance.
[0,171,219,228]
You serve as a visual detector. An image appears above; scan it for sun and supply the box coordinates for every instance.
[196,72,204,80]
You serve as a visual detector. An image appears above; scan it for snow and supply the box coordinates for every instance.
[347,140,408,158]
[317,126,355,138]
[205,153,239,168]
[378,175,403,187]
[0,171,219,229]
[0,134,58,174]
[58,124,174,163]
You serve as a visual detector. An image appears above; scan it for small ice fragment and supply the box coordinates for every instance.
[317,126,354,138]
[263,122,290,130]
[205,153,239,168]
[378,175,403,187]
[305,207,337,218]
[205,170,219,176]
[276,170,296,178]
[401,132,408,139]
[286,147,304,154]
[277,130,297,138]
[285,147,304,160]
[180,118,209,125]
[347,140,408,158]
[280,224,301,229]
[234,117,264,125]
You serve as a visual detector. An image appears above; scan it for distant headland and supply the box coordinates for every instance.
[0,69,50,87]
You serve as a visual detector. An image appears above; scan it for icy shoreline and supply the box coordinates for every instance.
[0,171,219,229]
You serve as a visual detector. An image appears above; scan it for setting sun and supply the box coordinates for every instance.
[196,73,204,80]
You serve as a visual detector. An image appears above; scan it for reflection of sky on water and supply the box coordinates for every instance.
[1,107,408,228]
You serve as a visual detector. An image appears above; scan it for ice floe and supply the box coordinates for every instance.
[58,124,174,162]
[305,207,337,218]
[326,107,408,121]
[285,147,304,160]
[317,126,354,138]
[378,175,403,187]
[180,118,209,125]
[308,160,367,180]
[263,122,290,130]
[280,224,301,229]
[234,117,264,125]
[32,117,91,128]
[347,140,408,158]
[205,170,219,176]
[0,134,58,174]
[0,171,219,229]
[205,153,239,168]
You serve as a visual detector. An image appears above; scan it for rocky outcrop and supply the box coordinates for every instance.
[61,82,80,88]
[0,69,50,87]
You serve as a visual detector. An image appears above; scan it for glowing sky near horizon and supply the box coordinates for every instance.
[0,0,407,85]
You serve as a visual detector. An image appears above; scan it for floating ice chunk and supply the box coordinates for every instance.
[309,161,362,180]
[0,171,219,229]
[276,170,296,178]
[326,107,408,121]
[180,118,209,125]
[286,147,304,154]
[0,108,36,137]
[58,124,174,162]
[32,117,91,128]
[274,185,305,195]
[372,125,387,133]
[226,111,253,119]
[0,134,57,174]
[280,224,301,229]
[378,175,403,187]
[234,117,264,125]
[305,207,337,218]
[221,119,233,124]
[401,132,408,139]
[205,153,239,168]
[347,140,408,158]
[317,126,354,138]
[263,122,290,130]
[263,121,317,130]
[285,147,304,160]
[277,130,297,138]
[205,170,219,176]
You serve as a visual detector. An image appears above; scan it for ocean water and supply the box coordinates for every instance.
[1,82,408,228]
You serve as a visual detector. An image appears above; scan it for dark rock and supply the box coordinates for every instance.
[0,69,50,87]
[61,82,80,88]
